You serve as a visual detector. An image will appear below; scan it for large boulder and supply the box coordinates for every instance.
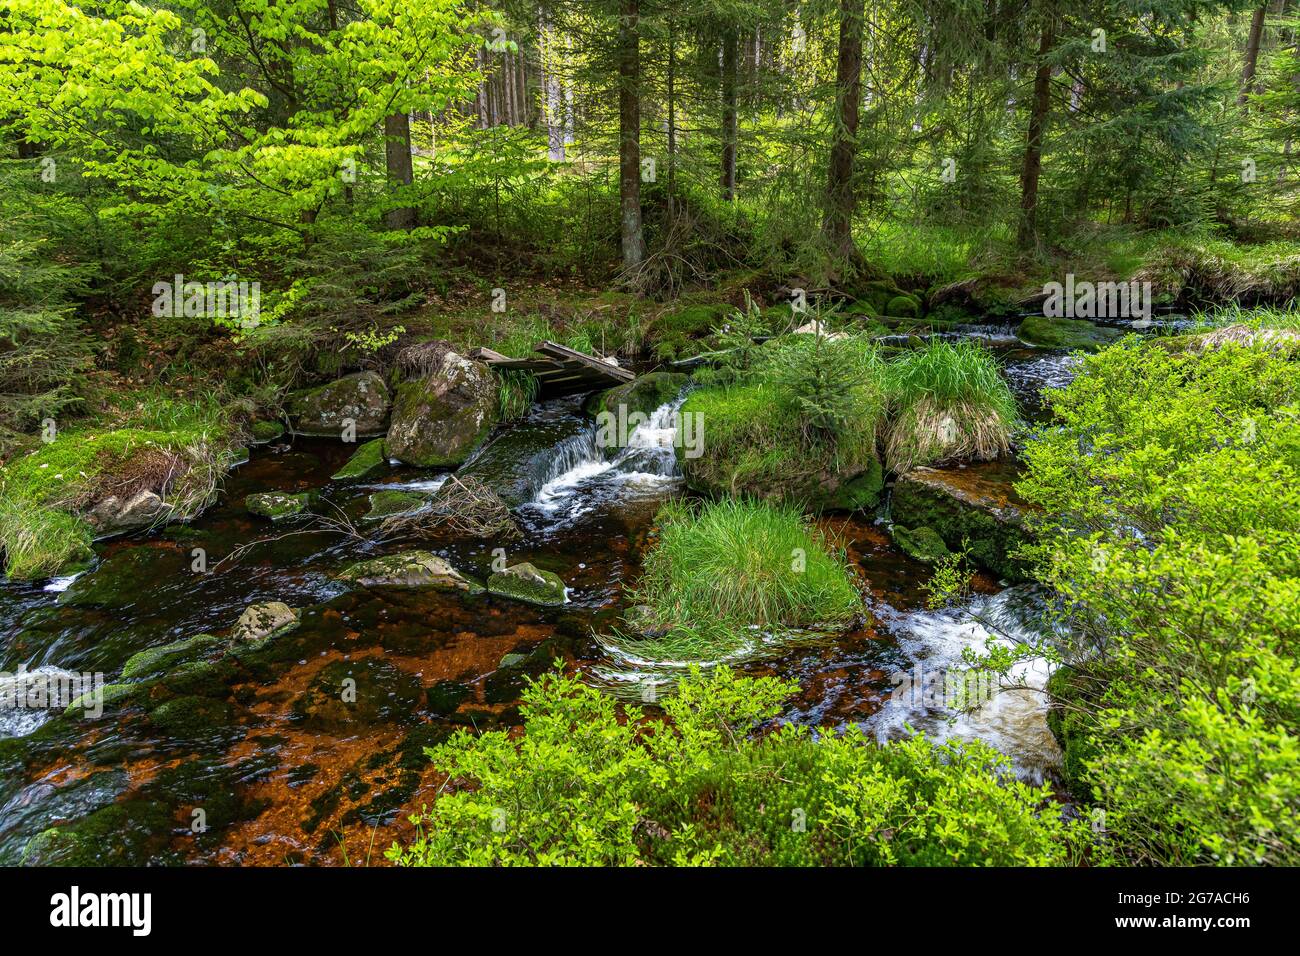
[386,353,499,467]
[1016,316,1123,352]
[287,371,391,438]
[890,462,1033,581]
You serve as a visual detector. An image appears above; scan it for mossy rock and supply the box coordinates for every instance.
[287,370,391,438]
[245,491,311,520]
[21,800,175,866]
[331,437,388,480]
[292,658,422,731]
[885,294,922,319]
[890,464,1032,581]
[487,562,568,606]
[648,304,730,360]
[1016,315,1124,351]
[386,354,498,467]
[336,551,482,591]
[156,657,239,699]
[363,489,425,521]
[57,546,185,609]
[231,601,300,646]
[249,420,285,444]
[677,383,885,512]
[852,279,907,315]
[586,371,688,420]
[121,634,220,680]
[1045,665,1100,799]
[63,681,146,718]
[891,524,951,564]
[147,694,236,738]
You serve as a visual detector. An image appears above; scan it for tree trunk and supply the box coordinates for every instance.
[721,27,738,201]
[824,0,864,256]
[384,111,417,230]
[668,22,678,216]
[617,0,647,269]
[1240,3,1268,104]
[1017,21,1055,249]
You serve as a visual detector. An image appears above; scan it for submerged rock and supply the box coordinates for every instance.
[891,524,951,564]
[1016,315,1123,352]
[457,401,592,507]
[386,352,498,467]
[62,682,146,718]
[287,371,391,438]
[336,551,482,591]
[58,547,185,609]
[245,491,311,520]
[488,562,567,606]
[121,634,220,681]
[231,601,300,645]
[363,489,425,521]
[21,800,175,866]
[891,462,1033,580]
[292,658,422,731]
[332,438,388,480]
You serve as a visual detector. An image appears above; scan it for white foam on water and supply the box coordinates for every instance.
[869,586,1063,782]
[42,574,81,593]
[525,396,685,520]
[0,666,89,739]
[364,475,449,494]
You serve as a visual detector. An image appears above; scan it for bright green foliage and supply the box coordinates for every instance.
[681,332,886,508]
[1019,335,1300,865]
[388,664,1089,867]
[618,497,862,662]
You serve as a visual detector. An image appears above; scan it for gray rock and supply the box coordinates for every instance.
[287,371,391,438]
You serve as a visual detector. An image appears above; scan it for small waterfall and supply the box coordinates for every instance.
[527,395,686,516]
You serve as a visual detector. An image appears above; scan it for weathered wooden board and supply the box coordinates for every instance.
[470,340,632,397]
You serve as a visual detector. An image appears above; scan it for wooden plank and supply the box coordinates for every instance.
[535,341,634,382]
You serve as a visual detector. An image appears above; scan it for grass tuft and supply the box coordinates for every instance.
[883,340,1020,473]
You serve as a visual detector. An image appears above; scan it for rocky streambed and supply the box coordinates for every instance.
[0,336,1084,865]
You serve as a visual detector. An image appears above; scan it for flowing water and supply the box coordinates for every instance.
[0,327,1082,865]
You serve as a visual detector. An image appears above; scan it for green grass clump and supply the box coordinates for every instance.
[0,408,233,579]
[681,332,887,509]
[617,498,862,662]
[882,339,1020,473]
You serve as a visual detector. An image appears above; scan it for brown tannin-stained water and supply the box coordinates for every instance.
[0,339,1080,865]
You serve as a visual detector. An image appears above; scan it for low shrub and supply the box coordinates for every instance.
[1019,334,1300,865]
[388,664,1090,867]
